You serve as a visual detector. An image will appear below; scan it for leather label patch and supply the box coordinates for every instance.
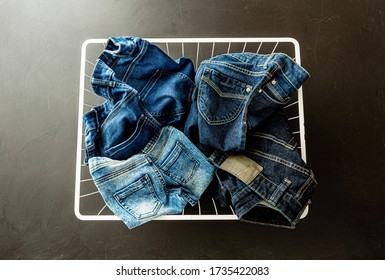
[219,155,263,185]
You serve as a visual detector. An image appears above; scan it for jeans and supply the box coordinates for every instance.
[184,52,317,228]
[83,37,195,163]
[89,126,215,229]
[209,112,317,228]
[184,52,310,152]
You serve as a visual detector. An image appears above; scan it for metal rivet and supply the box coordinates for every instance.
[272,79,277,85]
[258,89,262,93]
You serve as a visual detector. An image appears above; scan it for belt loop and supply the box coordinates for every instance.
[268,178,291,205]
[263,53,275,69]
[92,108,100,132]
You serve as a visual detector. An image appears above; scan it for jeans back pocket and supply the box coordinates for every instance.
[198,68,249,125]
[114,174,162,220]
[160,141,199,185]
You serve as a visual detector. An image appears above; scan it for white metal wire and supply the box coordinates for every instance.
[75,37,309,222]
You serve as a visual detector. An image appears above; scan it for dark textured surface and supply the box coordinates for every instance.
[0,0,384,259]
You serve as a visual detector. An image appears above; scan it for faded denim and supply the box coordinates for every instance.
[89,126,215,229]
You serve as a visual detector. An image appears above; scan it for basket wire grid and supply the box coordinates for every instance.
[75,38,309,221]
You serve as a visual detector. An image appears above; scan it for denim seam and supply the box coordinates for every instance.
[114,175,149,200]
[225,54,249,63]
[105,117,147,157]
[246,148,311,176]
[149,108,187,117]
[201,61,271,77]
[257,175,305,211]
[201,75,247,100]
[94,158,148,184]
[98,91,137,131]
[114,175,162,220]
[89,160,114,173]
[122,40,148,83]
[295,174,315,200]
[261,89,288,105]
[269,179,291,205]
[160,142,184,171]
[231,183,253,200]
[247,132,297,150]
[150,161,168,191]
[269,62,299,90]
[140,70,162,101]
[161,141,199,185]
[266,82,288,103]
[144,127,172,161]
[197,77,246,125]
[165,71,195,86]
[240,216,295,229]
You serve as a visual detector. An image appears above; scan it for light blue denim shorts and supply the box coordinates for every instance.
[88,126,215,229]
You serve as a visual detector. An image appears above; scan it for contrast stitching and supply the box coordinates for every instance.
[197,77,246,125]
[246,148,311,176]
[247,132,297,150]
[105,117,146,157]
[98,91,137,131]
[260,89,287,105]
[201,61,271,77]
[266,82,287,102]
[94,158,148,184]
[296,174,315,199]
[122,40,148,83]
[201,75,247,100]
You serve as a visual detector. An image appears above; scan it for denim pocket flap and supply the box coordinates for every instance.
[114,174,162,220]
[198,68,249,125]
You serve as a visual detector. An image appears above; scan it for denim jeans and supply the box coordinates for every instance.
[83,37,195,163]
[184,52,310,152]
[184,52,317,228]
[208,112,317,228]
[89,126,215,229]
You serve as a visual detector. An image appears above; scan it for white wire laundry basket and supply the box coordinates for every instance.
[75,37,309,221]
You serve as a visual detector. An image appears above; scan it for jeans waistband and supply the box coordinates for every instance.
[208,149,316,228]
[200,53,310,95]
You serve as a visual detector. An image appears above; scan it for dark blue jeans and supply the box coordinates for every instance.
[185,52,317,228]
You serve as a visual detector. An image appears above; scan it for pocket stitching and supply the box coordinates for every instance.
[161,141,199,185]
[114,174,162,219]
[197,76,246,125]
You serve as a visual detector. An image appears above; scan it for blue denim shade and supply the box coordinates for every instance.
[208,112,317,228]
[89,126,215,229]
[184,52,317,228]
[184,52,310,152]
[83,37,196,163]
[82,37,317,229]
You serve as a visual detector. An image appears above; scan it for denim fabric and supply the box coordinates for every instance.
[208,112,317,228]
[184,52,310,152]
[184,52,317,228]
[88,126,215,229]
[83,37,195,163]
